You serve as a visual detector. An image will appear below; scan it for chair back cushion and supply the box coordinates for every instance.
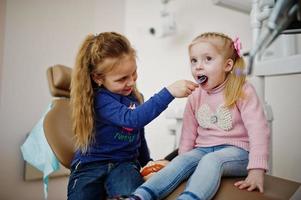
[47,64,71,98]
[44,65,75,169]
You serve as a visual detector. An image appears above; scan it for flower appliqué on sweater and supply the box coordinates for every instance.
[196,104,233,131]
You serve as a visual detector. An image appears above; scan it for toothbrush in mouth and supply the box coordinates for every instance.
[197,75,208,84]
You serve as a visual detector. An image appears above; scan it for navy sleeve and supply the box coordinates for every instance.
[137,128,152,167]
[95,88,174,129]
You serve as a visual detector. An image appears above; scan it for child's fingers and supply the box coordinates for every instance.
[238,182,251,190]
[187,81,199,89]
[234,180,244,187]
[184,89,192,96]
[235,180,264,193]
[247,184,257,192]
[185,82,199,96]
[257,184,264,193]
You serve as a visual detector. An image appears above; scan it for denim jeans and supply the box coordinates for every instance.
[133,145,248,200]
[67,160,144,200]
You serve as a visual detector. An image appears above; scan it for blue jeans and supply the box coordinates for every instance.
[67,161,144,200]
[133,145,248,200]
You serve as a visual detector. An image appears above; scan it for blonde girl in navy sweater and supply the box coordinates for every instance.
[68,32,198,200]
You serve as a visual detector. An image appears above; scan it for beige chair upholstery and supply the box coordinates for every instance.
[44,64,74,169]
[43,65,301,199]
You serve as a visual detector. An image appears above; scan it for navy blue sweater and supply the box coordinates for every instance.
[72,87,174,167]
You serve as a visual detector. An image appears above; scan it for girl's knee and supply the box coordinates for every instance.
[199,154,222,167]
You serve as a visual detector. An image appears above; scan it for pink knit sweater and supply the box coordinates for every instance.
[179,81,270,170]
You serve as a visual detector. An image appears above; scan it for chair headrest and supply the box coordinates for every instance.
[47,64,72,98]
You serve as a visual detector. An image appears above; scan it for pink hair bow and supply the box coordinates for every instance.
[233,37,242,57]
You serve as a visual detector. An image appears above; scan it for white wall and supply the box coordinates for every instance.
[0,0,5,103]
[265,74,301,182]
[0,0,125,199]
[124,0,252,159]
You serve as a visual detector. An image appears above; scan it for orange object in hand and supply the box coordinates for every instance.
[140,164,165,177]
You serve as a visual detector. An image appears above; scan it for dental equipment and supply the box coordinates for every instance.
[149,0,177,38]
[197,75,208,84]
[247,0,301,75]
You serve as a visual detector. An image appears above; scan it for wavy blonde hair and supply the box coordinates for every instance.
[189,32,246,107]
[71,32,143,153]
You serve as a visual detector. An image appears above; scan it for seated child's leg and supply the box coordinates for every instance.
[133,148,208,200]
[178,145,248,200]
[67,162,107,200]
[105,161,144,198]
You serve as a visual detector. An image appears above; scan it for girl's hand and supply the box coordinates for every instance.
[167,80,199,98]
[234,169,265,193]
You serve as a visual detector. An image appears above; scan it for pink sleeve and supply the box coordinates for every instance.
[237,83,270,170]
[178,95,199,154]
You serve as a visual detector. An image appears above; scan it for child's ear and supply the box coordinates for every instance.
[224,59,234,72]
[92,73,103,86]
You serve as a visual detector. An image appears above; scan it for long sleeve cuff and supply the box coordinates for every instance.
[247,155,269,171]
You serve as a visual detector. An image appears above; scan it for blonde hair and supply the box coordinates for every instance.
[71,32,143,152]
[189,32,246,107]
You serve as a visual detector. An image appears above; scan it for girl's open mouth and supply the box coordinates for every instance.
[197,75,208,84]
[124,88,132,93]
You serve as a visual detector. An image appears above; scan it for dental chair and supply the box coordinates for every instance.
[44,64,301,199]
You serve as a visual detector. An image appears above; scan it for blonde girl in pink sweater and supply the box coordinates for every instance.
[126,32,270,200]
